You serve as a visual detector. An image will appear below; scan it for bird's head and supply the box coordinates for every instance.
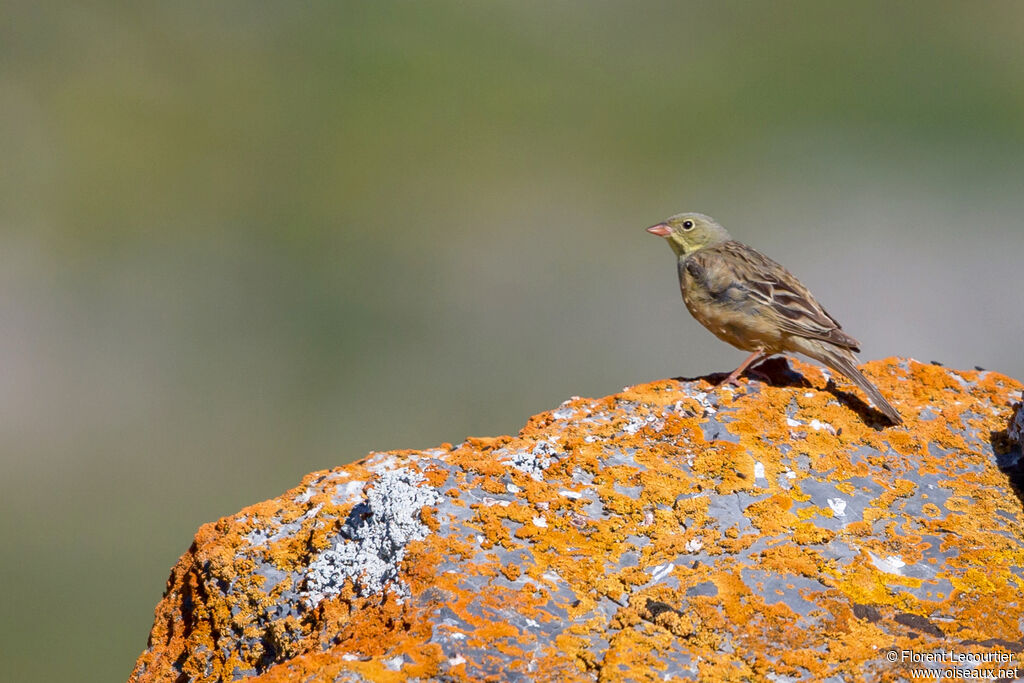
[646,212,731,257]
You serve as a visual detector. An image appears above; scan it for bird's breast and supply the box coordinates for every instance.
[679,264,782,353]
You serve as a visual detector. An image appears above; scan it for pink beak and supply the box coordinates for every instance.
[646,223,672,237]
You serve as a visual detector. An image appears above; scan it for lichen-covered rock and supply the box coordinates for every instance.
[130,358,1024,682]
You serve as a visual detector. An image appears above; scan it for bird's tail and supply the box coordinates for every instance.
[816,347,903,425]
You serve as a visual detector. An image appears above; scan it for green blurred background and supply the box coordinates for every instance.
[3,2,1023,680]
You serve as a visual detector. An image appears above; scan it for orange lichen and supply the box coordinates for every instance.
[131,359,1024,683]
[792,522,836,546]
[746,493,798,535]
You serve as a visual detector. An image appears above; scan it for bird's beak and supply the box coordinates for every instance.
[646,223,672,237]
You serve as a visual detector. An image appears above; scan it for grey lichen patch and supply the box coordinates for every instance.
[504,439,561,479]
[304,467,441,605]
[245,504,323,549]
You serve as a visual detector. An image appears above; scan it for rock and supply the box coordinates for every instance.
[130,358,1024,682]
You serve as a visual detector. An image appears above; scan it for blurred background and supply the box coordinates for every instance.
[2,2,1023,680]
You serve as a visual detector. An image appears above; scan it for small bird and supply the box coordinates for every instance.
[647,212,902,424]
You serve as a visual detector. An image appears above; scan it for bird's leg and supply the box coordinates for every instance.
[718,350,765,387]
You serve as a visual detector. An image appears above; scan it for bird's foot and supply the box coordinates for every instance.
[715,371,745,388]
[715,351,767,388]
[714,368,769,388]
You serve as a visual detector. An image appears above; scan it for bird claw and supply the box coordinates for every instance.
[714,367,769,388]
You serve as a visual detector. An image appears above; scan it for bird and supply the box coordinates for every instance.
[646,212,902,424]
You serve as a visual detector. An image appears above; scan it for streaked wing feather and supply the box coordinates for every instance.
[712,241,861,351]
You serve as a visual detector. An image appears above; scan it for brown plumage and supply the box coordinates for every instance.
[647,212,902,425]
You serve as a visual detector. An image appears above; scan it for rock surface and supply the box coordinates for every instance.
[130,358,1024,682]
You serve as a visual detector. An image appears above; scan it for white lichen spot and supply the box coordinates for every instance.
[506,440,560,480]
[559,489,583,499]
[809,419,827,431]
[304,467,441,606]
[532,516,547,528]
[506,483,521,494]
[786,418,802,427]
[827,498,847,517]
[448,655,466,667]
[685,538,704,553]
[753,462,766,481]
[649,562,675,582]
[622,414,660,434]
[869,552,906,576]
[365,452,400,473]
[541,571,562,584]
[332,480,367,505]
[385,655,405,671]
[552,400,576,420]
[804,392,814,398]
[622,416,640,434]
[693,392,717,415]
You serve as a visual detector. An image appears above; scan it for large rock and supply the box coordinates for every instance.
[130,358,1024,682]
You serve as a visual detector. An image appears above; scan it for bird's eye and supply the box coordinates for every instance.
[682,220,694,230]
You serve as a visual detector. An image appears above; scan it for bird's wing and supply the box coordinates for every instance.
[702,241,861,351]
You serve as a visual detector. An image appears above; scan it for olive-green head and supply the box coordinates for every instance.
[646,212,731,257]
